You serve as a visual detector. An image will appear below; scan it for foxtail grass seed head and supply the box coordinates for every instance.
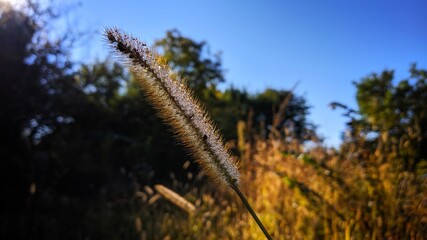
[104,28,240,188]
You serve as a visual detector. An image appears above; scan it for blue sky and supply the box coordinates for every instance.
[68,0,426,147]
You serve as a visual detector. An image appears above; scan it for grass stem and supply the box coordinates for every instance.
[231,184,273,240]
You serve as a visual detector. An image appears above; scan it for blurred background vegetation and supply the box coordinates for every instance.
[0,1,425,239]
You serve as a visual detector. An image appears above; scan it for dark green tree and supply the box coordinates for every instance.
[0,2,82,239]
[338,64,427,172]
[248,88,314,141]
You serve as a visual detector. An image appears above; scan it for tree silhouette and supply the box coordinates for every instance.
[354,64,427,171]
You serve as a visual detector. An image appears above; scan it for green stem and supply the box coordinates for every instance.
[231,184,273,240]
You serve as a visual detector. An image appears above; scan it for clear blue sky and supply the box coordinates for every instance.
[70,0,426,147]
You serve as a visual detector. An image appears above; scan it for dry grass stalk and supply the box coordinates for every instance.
[154,184,196,215]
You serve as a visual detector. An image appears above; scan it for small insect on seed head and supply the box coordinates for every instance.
[106,31,115,42]
[117,42,131,54]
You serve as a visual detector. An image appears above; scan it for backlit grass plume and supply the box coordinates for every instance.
[104,28,273,239]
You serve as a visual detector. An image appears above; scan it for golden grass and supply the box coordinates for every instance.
[130,120,425,239]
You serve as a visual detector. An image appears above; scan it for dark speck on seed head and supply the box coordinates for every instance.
[117,42,129,53]
[107,32,115,42]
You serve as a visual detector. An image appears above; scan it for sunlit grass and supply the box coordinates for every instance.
[129,119,425,239]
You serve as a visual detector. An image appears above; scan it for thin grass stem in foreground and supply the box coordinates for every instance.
[231,184,273,240]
